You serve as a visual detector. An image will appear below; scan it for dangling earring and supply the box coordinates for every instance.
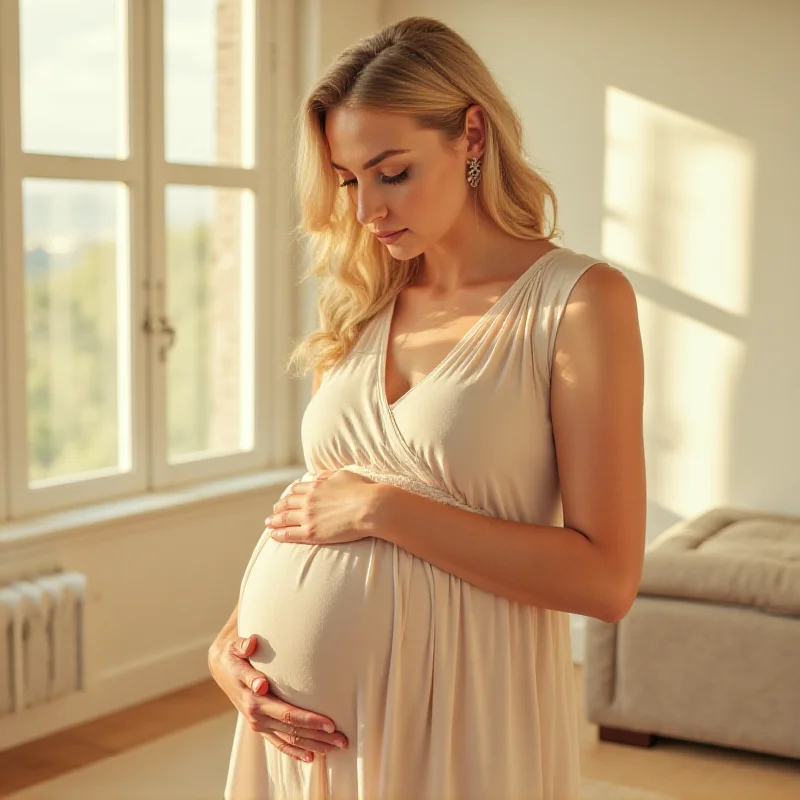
[466,156,482,188]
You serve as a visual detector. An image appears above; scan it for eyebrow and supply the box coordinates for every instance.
[330,149,412,172]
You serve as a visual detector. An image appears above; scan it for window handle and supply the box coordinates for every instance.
[141,280,177,363]
[156,315,177,363]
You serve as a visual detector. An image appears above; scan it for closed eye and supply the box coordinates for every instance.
[339,169,409,188]
[382,169,409,185]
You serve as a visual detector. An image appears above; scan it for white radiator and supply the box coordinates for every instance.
[0,571,86,715]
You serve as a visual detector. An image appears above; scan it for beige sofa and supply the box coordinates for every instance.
[584,507,800,759]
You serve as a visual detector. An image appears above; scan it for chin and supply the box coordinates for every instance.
[391,237,425,261]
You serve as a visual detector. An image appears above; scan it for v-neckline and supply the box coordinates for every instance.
[378,247,561,412]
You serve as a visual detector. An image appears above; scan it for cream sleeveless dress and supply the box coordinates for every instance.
[225,246,604,800]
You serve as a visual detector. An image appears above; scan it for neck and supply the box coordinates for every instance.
[415,204,550,292]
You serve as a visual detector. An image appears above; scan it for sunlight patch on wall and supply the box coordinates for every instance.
[600,87,755,521]
[601,86,755,316]
[637,296,745,518]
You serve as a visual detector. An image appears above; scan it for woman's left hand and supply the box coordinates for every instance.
[266,469,382,545]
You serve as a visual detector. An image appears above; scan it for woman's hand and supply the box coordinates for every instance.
[266,469,381,545]
[208,632,348,762]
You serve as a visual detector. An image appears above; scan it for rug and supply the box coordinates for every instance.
[6,712,681,800]
[580,778,681,800]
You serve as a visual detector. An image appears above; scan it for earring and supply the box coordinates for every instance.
[466,156,482,188]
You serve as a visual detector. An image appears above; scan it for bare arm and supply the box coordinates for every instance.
[371,266,646,622]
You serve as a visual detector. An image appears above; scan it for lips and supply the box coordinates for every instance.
[374,228,408,246]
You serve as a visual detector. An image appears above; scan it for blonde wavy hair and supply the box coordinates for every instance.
[286,16,561,379]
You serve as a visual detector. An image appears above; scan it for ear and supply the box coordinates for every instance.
[464,104,486,160]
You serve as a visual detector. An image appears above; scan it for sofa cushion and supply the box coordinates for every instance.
[639,507,800,617]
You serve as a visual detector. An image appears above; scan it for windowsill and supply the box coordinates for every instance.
[0,465,306,551]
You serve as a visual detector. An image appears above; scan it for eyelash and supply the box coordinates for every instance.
[339,169,409,189]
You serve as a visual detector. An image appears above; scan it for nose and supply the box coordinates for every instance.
[355,186,387,228]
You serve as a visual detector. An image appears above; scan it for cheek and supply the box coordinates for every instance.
[397,181,426,215]
[399,179,450,228]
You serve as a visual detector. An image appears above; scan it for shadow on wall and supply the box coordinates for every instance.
[599,87,800,542]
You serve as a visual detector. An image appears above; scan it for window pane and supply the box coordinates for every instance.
[165,186,254,462]
[19,0,128,159]
[23,179,131,485]
[164,0,255,167]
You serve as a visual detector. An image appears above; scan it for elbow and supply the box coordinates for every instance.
[598,576,640,624]
[593,540,644,623]
[600,596,635,625]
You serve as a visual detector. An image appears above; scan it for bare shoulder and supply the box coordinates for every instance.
[568,262,636,309]
[555,262,640,356]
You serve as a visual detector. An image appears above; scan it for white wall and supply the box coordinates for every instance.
[377,0,800,532]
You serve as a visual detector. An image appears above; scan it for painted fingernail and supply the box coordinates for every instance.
[252,678,264,692]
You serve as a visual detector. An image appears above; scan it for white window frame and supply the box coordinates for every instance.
[145,0,276,490]
[0,48,8,523]
[0,0,150,519]
[0,0,295,521]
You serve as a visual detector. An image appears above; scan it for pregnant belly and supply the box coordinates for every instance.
[237,529,396,732]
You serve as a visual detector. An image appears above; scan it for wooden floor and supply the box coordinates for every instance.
[1,664,798,799]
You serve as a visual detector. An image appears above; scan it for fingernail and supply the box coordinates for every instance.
[252,678,264,692]
[335,737,347,748]
[323,723,334,733]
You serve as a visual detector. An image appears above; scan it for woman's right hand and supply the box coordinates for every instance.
[208,632,349,763]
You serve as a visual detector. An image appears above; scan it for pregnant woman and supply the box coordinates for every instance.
[210,15,646,800]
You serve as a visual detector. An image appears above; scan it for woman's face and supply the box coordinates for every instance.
[325,107,473,258]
